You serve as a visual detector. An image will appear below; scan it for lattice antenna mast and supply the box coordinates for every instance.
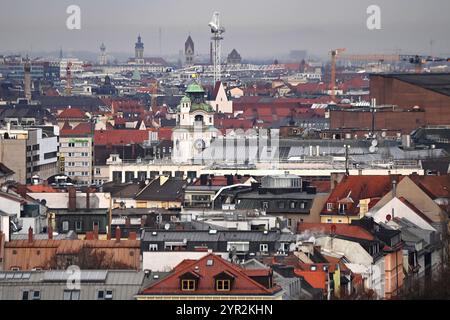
[209,12,225,84]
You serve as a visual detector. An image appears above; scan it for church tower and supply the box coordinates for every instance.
[99,43,107,65]
[173,81,217,163]
[24,56,32,101]
[135,35,144,64]
[185,35,194,66]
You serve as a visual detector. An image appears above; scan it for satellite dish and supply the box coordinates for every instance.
[369,146,376,153]
[164,223,170,230]
[371,139,378,147]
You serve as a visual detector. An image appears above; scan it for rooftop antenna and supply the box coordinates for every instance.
[209,11,225,84]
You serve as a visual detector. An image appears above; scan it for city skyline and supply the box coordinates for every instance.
[1,0,450,60]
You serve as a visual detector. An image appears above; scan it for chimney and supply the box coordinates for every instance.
[86,187,91,210]
[48,223,53,240]
[68,187,76,211]
[115,226,121,242]
[28,227,33,243]
[140,215,147,228]
[392,179,397,199]
[129,231,137,240]
[93,224,99,240]
[17,184,28,198]
[85,231,94,240]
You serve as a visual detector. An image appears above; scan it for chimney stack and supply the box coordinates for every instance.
[392,179,397,198]
[28,227,33,243]
[86,187,91,210]
[93,223,99,240]
[129,231,137,240]
[48,223,53,240]
[115,226,121,242]
[68,187,76,211]
[140,215,147,228]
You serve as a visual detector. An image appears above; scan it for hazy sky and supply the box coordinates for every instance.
[1,0,450,59]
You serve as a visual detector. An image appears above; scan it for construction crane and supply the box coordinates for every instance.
[209,11,225,84]
[330,48,346,101]
[65,61,72,96]
[399,55,450,73]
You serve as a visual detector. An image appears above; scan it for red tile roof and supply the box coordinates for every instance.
[409,174,450,199]
[323,175,399,216]
[60,122,93,137]
[94,130,150,145]
[57,108,88,119]
[297,222,375,241]
[294,269,327,290]
[140,253,282,296]
[25,185,60,193]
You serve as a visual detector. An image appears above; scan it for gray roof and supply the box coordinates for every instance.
[141,229,296,243]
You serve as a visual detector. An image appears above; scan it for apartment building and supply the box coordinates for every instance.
[59,123,94,185]
[0,125,58,183]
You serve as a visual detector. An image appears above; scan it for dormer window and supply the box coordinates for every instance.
[326,203,334,211]
[216,280,231,291]
[338,203,347,214]
[181,279,196,291]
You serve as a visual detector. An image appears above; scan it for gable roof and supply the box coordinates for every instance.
[135,177,186,202]
[323,175,398,216]
[140,253,282,296]
[408,174,450,199]
[57,108,88,119]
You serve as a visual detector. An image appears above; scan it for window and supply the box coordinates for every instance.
[97,290,105,300]
[216,280,231,291]
[62,221,69,232]
[260,244,269,252]
[310,265,317,271]
[68,142,75,147]
[181,280,196,291]
[63,290,80,300]
[338,203,347,214]
[327,203,333,211]
[300,202,306,209]
[327,219,332,223]
[32,290,41,300]
[261,201,269,210]
[105,290,113,300]
[148,244,158,251]
[22,291,29,300]
[75,221,82,232]
[95,168,101,175]
[290,201,296,209]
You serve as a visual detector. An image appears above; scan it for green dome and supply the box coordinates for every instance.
[191,103,214,112]
[185,82,205,94]
[180,95,191,103]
